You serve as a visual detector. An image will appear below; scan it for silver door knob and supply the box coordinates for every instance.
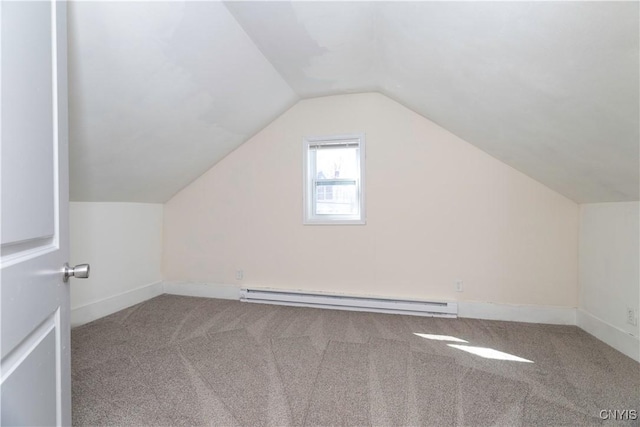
[63,263,90,282]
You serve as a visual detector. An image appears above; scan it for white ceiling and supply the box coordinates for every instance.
[68,1,297,202]
[68,1,639,203]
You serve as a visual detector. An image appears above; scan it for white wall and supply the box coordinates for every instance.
[70,202,164,325]
[164,93,579,309]
[578,202,639,360]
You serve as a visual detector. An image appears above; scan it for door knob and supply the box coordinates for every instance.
[63,263,90,282]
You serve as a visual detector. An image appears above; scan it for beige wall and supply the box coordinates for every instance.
[579,202,639,337]
[70,202,163,310]
[164,93,579,307]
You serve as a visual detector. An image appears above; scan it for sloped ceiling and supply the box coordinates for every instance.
[68,1,639,203]
[68,1,297,202]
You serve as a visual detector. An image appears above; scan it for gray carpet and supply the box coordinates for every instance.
[72,294,640,426]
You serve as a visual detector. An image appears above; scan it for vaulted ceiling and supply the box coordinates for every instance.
[68,1,639,203]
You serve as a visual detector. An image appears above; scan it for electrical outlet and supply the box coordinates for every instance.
[455,280,464,292]
[236,269,244,281]
[626,308,638,326]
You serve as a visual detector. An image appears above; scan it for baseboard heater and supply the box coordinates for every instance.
[239,288,457,318]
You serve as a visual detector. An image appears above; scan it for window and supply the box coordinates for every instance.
[303,134,365,224]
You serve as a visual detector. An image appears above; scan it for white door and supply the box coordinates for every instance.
[1,1,74,425]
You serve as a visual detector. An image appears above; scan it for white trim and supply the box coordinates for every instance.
[577,309,639,362]
[163,281,240,300]
[457,301,576,325]
[68,281,638,361]
[70,281,163,327]
[161,284,576,325]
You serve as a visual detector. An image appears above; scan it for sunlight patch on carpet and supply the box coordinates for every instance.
[448,345,534,363]
[413,333,468,343]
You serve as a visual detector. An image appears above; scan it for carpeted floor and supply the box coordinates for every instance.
[72,294,639,426]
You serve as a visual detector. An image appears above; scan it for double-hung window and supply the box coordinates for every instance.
[303,134,365,224]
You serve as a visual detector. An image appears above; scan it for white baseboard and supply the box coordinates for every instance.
[71,282,637,362]
[458,301,576,325]
[577,309,639,362]
[163,284,576,325]
[70,281,164,327]
[163,281,240,300]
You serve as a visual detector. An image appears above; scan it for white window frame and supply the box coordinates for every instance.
[303,133,366,225]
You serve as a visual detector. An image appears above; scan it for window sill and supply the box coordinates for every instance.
[303,218,366,225]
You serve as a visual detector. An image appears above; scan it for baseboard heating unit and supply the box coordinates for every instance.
[239,288,457,318]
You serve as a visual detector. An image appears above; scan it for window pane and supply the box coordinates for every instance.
[315,148,358,180]
[315,182,358,215]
